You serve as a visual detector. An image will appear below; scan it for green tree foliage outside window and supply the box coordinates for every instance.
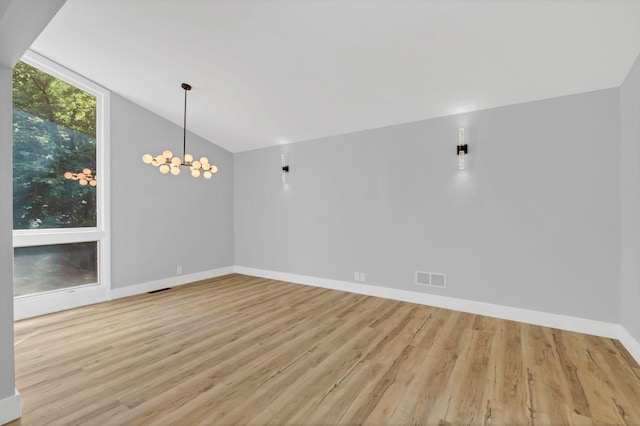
[13,61,97,229]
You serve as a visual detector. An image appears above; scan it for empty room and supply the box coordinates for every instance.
[1,0,640,425]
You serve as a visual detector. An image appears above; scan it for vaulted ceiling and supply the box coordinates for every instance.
[30,0,640,153]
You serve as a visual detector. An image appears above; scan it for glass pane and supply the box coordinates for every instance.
[13,242,98,297]
[13,61,97,230]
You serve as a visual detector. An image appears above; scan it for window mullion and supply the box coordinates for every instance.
[13,230,104,248]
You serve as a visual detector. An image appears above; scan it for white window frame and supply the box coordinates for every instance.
[13,50,110,320]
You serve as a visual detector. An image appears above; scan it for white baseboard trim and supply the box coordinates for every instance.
[0,388,21,425]
[619,326,640,365]
[109,266,234,300]
[234,266,628,344]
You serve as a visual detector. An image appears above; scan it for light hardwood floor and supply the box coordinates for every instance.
[9,274,640,425]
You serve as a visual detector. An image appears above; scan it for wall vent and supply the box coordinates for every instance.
[415,271,446,288]
[148,288,172,294]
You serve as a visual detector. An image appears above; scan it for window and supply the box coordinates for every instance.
[13,60,97,230]
[13,242,98,297]
[12,51,109,316]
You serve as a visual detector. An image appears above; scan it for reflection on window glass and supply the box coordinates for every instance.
[12,60,97,229]
[14,242,98,297]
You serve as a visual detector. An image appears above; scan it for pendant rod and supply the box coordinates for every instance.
[181,83,191,163]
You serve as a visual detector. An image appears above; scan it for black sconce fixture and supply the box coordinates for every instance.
[457,128,468,169]
[281,154,290,183]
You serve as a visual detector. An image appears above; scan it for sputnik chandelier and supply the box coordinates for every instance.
[64,168,97,186]
[142,83,218,179]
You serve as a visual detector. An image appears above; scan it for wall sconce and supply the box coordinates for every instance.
[281,154,290,184]
[457,128,468,170]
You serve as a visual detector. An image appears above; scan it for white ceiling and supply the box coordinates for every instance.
[31,0,640,153]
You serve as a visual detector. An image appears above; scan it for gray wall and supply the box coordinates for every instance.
[621,53,640,341]
[0,63,16,404]
[0,0,65,67]
[0,0,66,409]
[235,89,621,323]
[111,94,234,288]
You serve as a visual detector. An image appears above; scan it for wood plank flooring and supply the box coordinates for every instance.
[9,274,640,425]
